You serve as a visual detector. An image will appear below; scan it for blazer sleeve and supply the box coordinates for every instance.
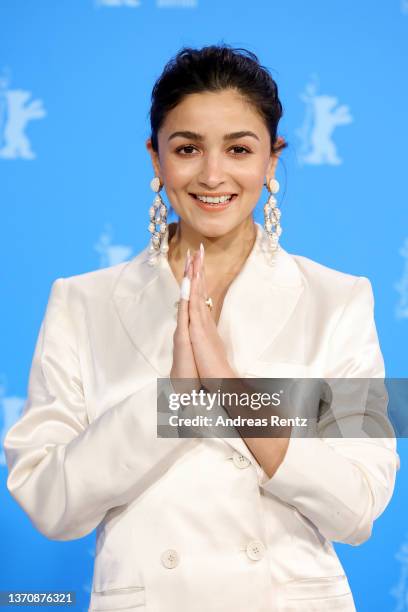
[259,276,400,546]
[4,278,194,542]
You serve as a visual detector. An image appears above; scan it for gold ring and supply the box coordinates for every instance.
[205,297,213,311]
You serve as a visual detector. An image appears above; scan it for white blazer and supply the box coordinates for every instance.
[5,222,399,612]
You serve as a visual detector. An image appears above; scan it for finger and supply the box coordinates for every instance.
[179,249,192,306]
[199,244,209,304]
[177,257,192,330]
[180,248,191,302]
[189,250,201,315]
[180,274,191,302]
[196,244,210,319]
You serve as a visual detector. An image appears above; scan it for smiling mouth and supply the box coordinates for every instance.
[189,193,238,209]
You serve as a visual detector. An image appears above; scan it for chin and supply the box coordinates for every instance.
[191,217,239,239]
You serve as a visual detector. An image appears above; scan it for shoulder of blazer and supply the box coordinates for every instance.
[57,247,151,303]
[292,253,361,288]
[291,252,371,305]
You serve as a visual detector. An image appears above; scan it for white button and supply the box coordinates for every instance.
[246,540,265,561]
[232,451,251,469]
[161,549,179,569]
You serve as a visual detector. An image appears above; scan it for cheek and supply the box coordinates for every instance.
[161,156,196,186]
[237,164,265,192]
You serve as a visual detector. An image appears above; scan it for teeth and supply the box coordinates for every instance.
[196,194,233,204]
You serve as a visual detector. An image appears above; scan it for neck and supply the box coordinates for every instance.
[168,216,257,279]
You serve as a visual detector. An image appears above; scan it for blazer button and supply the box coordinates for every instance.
[161,549,179,569]
[246,540,265,561]
[232,451,251,469]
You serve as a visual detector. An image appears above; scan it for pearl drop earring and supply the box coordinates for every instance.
[147,176,169,266]
[263,177,282,252]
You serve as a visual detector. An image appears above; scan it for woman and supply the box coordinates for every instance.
[4,45,399,611]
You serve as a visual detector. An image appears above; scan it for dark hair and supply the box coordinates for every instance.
[149,44,288,156]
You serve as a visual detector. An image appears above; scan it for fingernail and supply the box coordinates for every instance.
[200,243,205,263]
[180,277,191,301]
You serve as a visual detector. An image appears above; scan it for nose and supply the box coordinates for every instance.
[197,151,226,189]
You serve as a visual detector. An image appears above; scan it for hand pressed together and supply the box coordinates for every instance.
[170,246,236,392]
[169,244,290,478]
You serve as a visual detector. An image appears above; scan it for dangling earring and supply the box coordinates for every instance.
[262,177,282,258]
[148,176,169,266]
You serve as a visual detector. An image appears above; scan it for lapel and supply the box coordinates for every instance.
[112,223,304,463]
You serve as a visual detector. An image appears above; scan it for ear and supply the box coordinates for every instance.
[266,135,285,179]
[145,137,162,180]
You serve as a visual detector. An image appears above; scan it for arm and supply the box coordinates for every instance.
[259,276,399,545]
[4,278,194,541]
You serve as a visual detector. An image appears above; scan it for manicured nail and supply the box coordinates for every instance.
[180,277,191,301]
[200,242,205,263]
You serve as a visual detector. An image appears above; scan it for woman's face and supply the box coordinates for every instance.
[146,88,281,238]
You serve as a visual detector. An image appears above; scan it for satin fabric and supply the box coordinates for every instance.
[4,223,399,611]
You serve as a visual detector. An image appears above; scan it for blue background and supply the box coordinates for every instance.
[1,1,407,610]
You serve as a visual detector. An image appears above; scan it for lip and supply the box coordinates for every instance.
[190,192,237,197]
[189,193,238,212]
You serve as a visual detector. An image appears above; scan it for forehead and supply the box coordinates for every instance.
[160,89,267,136]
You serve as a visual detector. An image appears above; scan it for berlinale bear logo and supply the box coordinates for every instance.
[296,75,353,166]
[0,71,46,160]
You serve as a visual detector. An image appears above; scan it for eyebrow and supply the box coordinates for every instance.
[168,130,260,142]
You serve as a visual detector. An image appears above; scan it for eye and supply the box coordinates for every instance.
[176,145,199,155]
[230,145,251,155]
[175,144,252,156]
